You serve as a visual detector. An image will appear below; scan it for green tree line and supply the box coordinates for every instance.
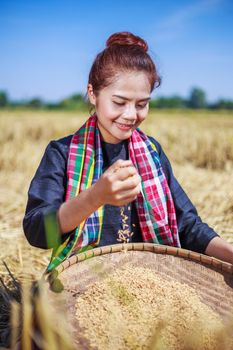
[0,88,233,110]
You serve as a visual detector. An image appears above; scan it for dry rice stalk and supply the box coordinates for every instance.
[34,285,59,350]
[10,300,20,350]
[0,263,21,349]
[0,264,76,350]
[33,281,75,350]
[18,244,23,268]
[21,283,32,350]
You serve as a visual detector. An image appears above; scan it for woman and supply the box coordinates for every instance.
[23,31,233,272]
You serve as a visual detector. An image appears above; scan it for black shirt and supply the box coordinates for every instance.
[23,134,219,254]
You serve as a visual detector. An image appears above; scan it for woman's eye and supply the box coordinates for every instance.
[113,101,147,108]
[113,101,124,106]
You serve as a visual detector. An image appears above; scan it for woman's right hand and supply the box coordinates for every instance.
[58,159,141,234]
[92,159,141,206]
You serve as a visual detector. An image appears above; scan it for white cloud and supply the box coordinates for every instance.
[153,0,225,43]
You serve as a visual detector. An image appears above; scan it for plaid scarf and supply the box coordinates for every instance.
[46,114,180,271]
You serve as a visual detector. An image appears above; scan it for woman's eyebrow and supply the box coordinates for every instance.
[112,94,151,102]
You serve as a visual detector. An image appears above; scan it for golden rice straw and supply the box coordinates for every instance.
[34,283,58,350]
[10,300,20,350]
[21,283,32,350]
[18,243,23,268]
[35,281,75,350]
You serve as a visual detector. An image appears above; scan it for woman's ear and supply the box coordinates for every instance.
[87,84,96,105]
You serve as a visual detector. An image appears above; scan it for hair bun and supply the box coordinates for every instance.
[106,31,148,52]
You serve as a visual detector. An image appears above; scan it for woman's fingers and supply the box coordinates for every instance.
[119,184,141,199]
[97,159,141,206]
[116,173,141,191]
[113,184,142,205]
[108,159,138,182]
[112,166,138,181]
[108,159,133,174]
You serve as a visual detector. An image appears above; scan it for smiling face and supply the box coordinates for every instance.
[87,71,151,144]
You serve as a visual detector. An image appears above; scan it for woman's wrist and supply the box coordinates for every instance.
[58,185,104,235]
[89,182,105,208]
[205,236,233,265]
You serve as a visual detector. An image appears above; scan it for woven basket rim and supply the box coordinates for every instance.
[47,243,233,280]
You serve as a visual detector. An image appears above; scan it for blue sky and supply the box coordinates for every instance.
[0,0,233,102]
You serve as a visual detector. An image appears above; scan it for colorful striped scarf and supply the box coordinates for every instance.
[46,114,180,271]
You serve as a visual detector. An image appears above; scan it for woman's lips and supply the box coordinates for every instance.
[114,122,135,130]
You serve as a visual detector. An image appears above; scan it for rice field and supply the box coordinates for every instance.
[0,109,233,349]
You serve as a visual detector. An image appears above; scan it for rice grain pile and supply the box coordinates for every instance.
[75,265,233,350]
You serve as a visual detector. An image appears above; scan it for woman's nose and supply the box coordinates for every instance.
[123,105,137,119]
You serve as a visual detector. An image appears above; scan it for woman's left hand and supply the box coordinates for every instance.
[205,236,233,265]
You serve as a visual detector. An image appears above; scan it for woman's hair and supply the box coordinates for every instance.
[88,31,161,95]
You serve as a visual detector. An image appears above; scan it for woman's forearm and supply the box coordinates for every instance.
[205,236,233,265]
[57,184,103,234]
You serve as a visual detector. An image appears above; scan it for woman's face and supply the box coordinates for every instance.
[88,71,151,144]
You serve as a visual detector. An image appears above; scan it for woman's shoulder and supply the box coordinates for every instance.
[50,134,73,147]
[45,134,74,161]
